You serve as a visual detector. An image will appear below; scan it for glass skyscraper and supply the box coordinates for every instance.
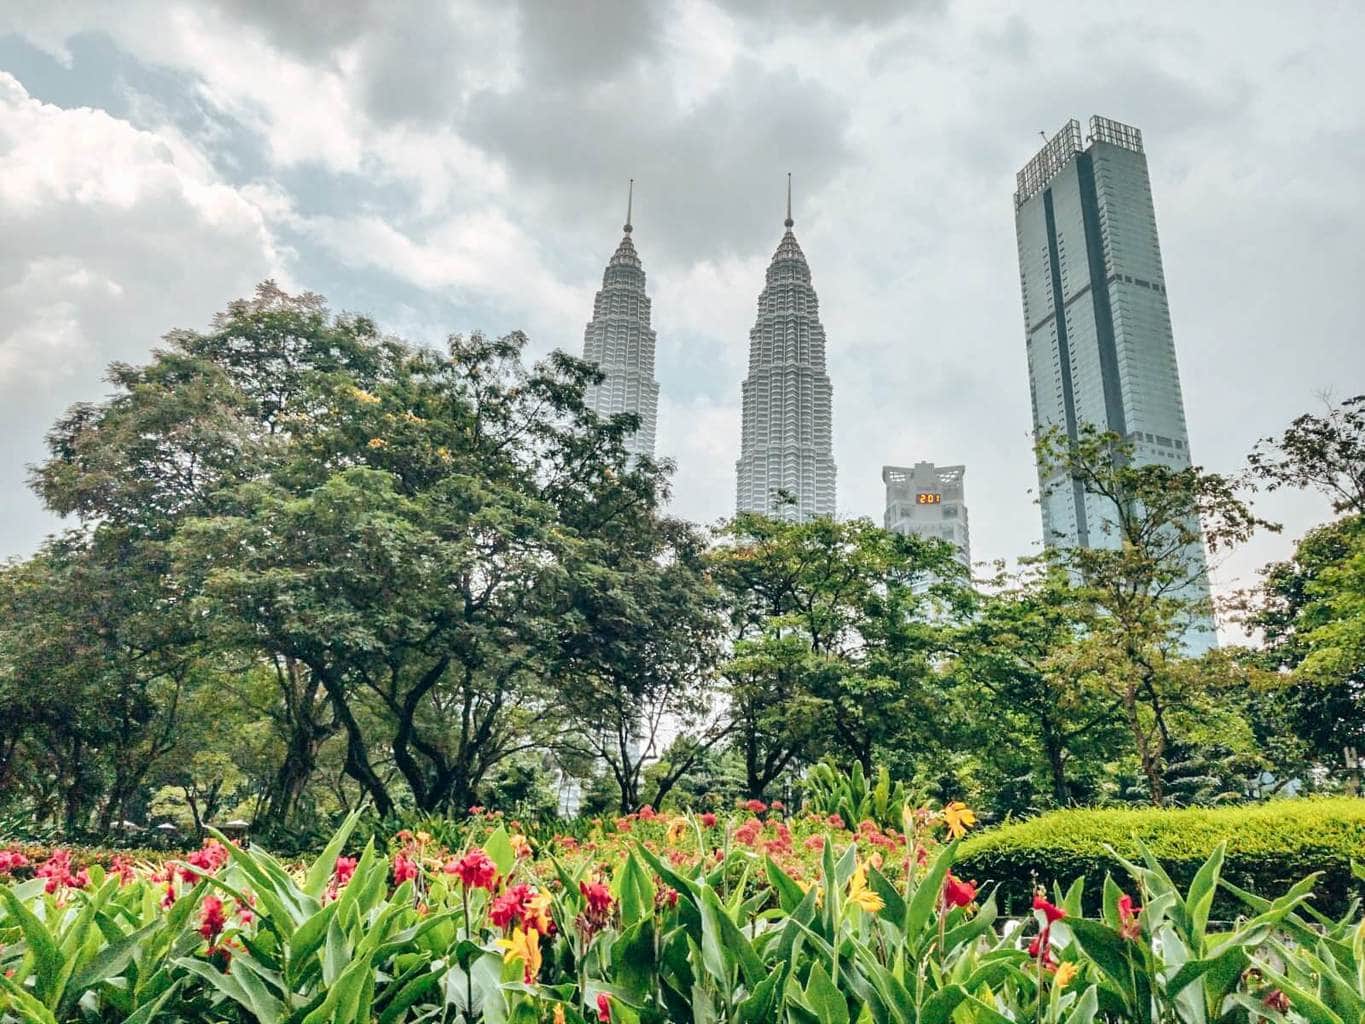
[736,178,836,521]
[1014,115,1215,652]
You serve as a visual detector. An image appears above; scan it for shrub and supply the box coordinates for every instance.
[955,797,1365,916]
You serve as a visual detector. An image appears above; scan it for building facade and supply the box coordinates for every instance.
[736,179,836,520]
[1014,115,1215,651]
[581,182,660,460]
[882,462,970,570]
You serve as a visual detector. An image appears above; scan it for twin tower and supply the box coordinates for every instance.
[580,177,836,522]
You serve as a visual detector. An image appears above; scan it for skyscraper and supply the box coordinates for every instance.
[581,180,660,460]
[1014,115,1215,651]
[882,462,970,571]
[736,176,836,521]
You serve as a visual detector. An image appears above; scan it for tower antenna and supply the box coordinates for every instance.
[784,172,793,229]
[624,178,633,234]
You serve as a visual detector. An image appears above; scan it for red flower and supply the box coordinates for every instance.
[1028,928,1058,968]
[1033,892,1066,923]
[770,800,785,810]
[942,873,977,909]
[491,883,534,929]
[392,853,420,885]
[446,849,497,890]
[638,805,657,820]
[109,855,136,885]
[1263,990,1291,1013]
[1117,893,1141,940]
[805,835,825,852]
[0,850,30,874]
[580,880,613,914]
[199,894,227,942]
[733,818,762,846]
[743,799,767,813]
[826,814,845,829]
[699,812,717,827]
[596,993,611,1021]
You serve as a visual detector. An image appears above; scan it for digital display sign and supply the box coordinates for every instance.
[917,493,942,505]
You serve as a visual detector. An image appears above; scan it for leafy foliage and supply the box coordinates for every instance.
[956,798,1365,916]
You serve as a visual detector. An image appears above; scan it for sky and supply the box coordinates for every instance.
[1,1,1362,636]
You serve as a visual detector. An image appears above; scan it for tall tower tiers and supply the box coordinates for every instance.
[736,176,837,521]
[581,179,660,460]
[1014,115,1215,652]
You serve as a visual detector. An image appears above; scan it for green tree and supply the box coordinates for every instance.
[1036,424,1270,803]
[947,564,1120,806]
[711,513,966,796]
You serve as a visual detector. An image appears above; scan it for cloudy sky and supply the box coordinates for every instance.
[1,1,1362,632]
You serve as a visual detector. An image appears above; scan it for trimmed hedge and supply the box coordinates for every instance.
[955,797,1365,918]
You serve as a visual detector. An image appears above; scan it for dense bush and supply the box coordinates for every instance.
[956,797,1365,916]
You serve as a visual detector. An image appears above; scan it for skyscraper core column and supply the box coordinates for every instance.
[736,176,836,521]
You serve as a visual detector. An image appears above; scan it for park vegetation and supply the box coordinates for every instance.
[0,284,1362,841]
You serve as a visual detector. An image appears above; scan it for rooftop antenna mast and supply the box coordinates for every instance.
[784,171,794,229]
[624,178,633,234]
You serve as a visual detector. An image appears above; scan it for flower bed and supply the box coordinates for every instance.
[1,801,1359,1023]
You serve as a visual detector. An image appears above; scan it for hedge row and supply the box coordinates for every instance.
[955,797,1365,917]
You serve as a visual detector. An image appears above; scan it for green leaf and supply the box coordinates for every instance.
[699,886,764,989]
[0,885,66,1009]
[483,826,516,879]
[617,851,656,928]
[907,839,958,941]
[804,961,850,1024]
[1185,842,1225,941]
[919,984,968,1024]
[303,809,362,901]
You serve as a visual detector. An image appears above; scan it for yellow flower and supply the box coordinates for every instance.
[495,926,543,984]
[553,1006,567,1024]
[848,863,884,914]
[523,891,554,934]
[796,879,824,907]
[351,387,380,405]
[666,816,689,844]
[367,437,387,449]
[943,802,977,839]
[1054,961,1079,989]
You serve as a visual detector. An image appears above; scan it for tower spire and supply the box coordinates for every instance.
[624,178,633,234]
[784,172,793,229]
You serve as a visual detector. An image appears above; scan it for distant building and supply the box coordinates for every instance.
[736,176,836,521]
[882,462,971,571]
[1013,115,1215,653]
[581,180,660,460]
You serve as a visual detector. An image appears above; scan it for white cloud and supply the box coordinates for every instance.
[0,71,288,554]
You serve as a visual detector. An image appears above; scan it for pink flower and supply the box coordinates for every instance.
[638,805,657,820]
[0,850,31,874]
[199,895,227,942]
[181,840,229,882]
[334,856,358,885]
[805,835,825,852]
[699,812,717,828]
[743,799,767,813]
[36,850,88,893]
[596,993,611,1021]
[580,880,613,914]
[392,853,420,885]
[445,849,497,890]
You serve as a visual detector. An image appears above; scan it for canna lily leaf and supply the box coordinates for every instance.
[803,960,850,1024]
[0,885,65,1009]
[302,809,362,901]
